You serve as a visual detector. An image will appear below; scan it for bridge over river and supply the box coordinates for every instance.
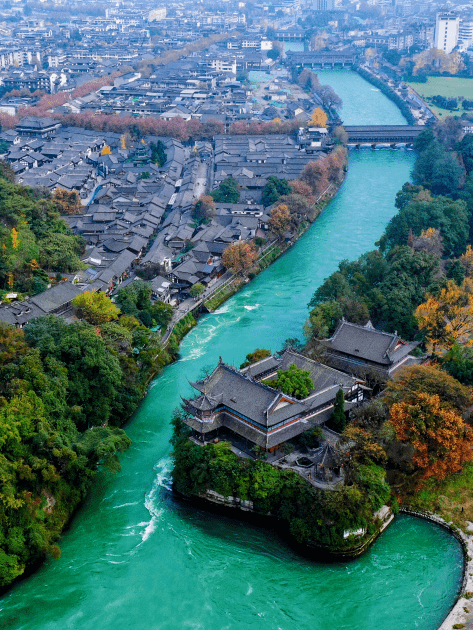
[344,125,425,145]
[286,49,359,68]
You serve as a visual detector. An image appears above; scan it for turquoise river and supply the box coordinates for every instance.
[0,70,464,630]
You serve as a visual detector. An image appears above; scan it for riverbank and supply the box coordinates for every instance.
[399,508,473,630]
[160,178,342,340]
[174,486,395,561]
[396,463,473,629]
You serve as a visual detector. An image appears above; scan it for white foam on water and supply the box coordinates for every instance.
[214,303,232,314]
[244,304,260,311]
[246,584,253,595]
[141,515,161,542]
[138,457,173,543]
[179,346,205,361]
[154,456,173,491]
[371,88,380,92]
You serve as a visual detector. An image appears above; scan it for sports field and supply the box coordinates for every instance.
[407,76,473,117]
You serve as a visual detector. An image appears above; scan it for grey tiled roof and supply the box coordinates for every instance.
[30,282,83,312]
[323,321,418,366]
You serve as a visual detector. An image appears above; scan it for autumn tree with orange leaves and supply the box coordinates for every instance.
[222,241,258,275]
[300,159,330,198]
[268,204,291,238]
[388,393,473,480]
[415,277,473,355]
[52,188,82,215]
[289,179,315,202]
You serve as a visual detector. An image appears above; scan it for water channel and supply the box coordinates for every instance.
[0,72,464,630]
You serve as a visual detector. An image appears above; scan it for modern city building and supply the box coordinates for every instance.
[434,12,460,54]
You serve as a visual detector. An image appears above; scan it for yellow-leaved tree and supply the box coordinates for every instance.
[461,244,473,276]
[415,277,473,355]
[389,393,473,480]
[308,108,328,128]
[268,203,291,238]
[72,291,120,325]
[101,145,112,156]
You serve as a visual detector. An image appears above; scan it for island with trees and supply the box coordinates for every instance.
[171,118,473,563]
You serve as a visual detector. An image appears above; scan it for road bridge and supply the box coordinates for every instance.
[285,50,359,68]
[344,125,425,145]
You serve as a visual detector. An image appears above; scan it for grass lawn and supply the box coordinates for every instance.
[402,461,473,533]
[407,76,473,118]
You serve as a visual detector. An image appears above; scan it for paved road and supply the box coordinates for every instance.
[192,160,209,200]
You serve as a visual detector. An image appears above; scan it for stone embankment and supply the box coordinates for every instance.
[196,488,393,560]
[400,509,473,630]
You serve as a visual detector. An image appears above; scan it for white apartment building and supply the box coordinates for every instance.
[434,12,460,54]
[459,20,473,50]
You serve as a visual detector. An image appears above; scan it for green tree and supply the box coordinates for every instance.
[137,310,153,328]
[261,177,292,206]
[192,196,215,224]
[39,233,84,272]
[379,193,469,258]
[148,301,173,328]
[305,300,343,340]
[308,271,353,309]
[240,348,271,368]
[269,363,313,399]
[116,280,152,315]
[412,139,464,196]
[211,177,240,203]
[72,291,120,325]
[456,133,473,175]
[150,140,167,166]
[78,426,131,475]
[55,322,122,429]
[190,283,205,297]
[442,343,473,385]
[331,389,346,433]
[413,129,436,154]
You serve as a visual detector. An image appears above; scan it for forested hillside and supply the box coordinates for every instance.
[0,168,176,588]
[306,123,473,350]
[0,162,85,296]
[303,119,473,515]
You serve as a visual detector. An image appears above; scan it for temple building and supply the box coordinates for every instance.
[182,348,364,454]
[320,320,421,381]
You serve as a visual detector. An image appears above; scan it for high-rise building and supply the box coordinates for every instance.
[314,0,334,10]
[434,12,460,54]
[459,20,473,51]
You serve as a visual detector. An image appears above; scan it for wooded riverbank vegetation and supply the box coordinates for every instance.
[304,118,473,517]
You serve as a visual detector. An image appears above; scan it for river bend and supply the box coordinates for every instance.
[0,71,463,630]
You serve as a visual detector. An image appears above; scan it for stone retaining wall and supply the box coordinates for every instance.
[400,508,473,630]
